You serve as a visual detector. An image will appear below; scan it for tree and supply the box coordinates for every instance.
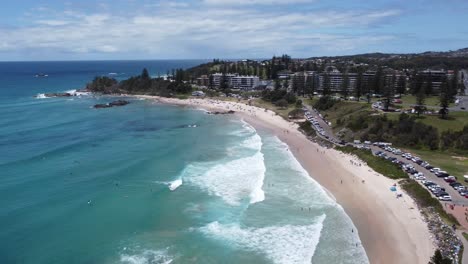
[415,88,426,117]
[322,73,331,95]
[428,249,452,264]
[275,98,288,108]
[396,75,406,95]
[439,78,450,119]
[410,73,423,95]
[424,76,433,95]
[295,99,303,108]
[341,73,350,98]
[460,71,466,95]
[208,74,214,90]
[291,77,298,94]
[382,75,395,111]
[305,75,315,98]
[141,68,150,80]
[220,73,228,90]
[450,70,459,97]
[373,67,383,94]
[355,71,363,101]
[274,79,281,90]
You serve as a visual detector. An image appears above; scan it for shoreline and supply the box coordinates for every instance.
[136,95,435,263]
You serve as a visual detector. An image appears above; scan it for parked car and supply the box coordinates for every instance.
[444,176,457,183]
[439,195,452,201]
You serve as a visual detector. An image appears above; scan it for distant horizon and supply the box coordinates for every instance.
[0,45,467,63]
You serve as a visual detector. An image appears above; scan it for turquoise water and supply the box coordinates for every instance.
[0,61,368,263]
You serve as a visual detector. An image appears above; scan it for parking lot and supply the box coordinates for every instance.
[369,143,468,206]
[303,107,343,145]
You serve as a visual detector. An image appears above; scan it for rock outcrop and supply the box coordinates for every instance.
[93,100,130,109]
[207,110,235,115]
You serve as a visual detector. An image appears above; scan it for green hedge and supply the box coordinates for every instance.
[337,146,408,179]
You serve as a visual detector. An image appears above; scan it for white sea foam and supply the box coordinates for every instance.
[199,214,326,264]
[35,93,47,99]
[168,178,183,191]
[184,152,266,205]
[270,136,336,204]
[120,249,173,264]
[185,151,266,206]
[185,120,265,205]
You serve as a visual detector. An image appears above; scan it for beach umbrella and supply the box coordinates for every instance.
[390,186,397,192]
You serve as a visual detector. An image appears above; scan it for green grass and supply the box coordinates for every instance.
[249,99,297,120]
[463,232,468,242]
[416,112,468,133]
[337,146,408,179]
[400,179,459,225]
[399,95,447,107]
[381,111,468,134]
[298,121,317,136]
[401,148,468,178]
[319,101,373,128]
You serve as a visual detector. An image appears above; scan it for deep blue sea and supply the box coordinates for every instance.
[0,61,368,264]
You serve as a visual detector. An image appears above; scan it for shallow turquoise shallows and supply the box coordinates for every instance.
[0,61,368,264]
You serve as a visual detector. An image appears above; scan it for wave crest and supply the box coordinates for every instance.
[199,215,326,264]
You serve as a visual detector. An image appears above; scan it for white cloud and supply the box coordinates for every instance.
[0,4,401,59]
[35,20,71,26]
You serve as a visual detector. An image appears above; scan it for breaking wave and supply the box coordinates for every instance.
[120,249,173,264]
[185,121,265,205]
[198,214,326,264]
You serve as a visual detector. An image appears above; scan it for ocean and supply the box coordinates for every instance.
[0,61,369,264]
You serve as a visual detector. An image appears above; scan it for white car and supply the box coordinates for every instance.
[439,195,452,201]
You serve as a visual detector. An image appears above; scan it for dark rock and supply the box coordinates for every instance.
[93,100,130,109]
[93,103,112,108]
[109,100,129,106]
[41,93,73,98]
[207,110,235,115]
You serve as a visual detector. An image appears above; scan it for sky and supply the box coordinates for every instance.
[0,0,467,61]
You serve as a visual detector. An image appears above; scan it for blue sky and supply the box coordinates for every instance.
[0,0,467,61]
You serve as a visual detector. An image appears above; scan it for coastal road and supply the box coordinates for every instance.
[371,146,468,206]
[303,105,340,143]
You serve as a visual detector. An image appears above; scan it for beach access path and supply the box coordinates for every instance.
[137,95,435,264]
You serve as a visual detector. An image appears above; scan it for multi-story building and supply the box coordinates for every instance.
[205,73,260,90]
[230,75,260,90]
[196,75,209,87]
[317,71,357,93]
[417,70,449,93]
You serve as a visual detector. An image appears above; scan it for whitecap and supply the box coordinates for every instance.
[184,151,266,206]
[198,214,326,264]
[120,249,173,264]
[168,178,183,191]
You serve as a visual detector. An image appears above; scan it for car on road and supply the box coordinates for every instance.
[444,176,457,183]
[439,195,452,201]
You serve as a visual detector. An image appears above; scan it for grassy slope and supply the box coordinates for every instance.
[249,99,297,120]
[417,112,468,133]
[320,101,373,128]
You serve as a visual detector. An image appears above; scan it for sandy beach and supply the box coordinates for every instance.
[139,95,435,263]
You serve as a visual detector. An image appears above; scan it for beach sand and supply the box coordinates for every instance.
[139,95,435,263]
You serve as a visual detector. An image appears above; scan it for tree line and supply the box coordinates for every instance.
[86,68,192,96]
